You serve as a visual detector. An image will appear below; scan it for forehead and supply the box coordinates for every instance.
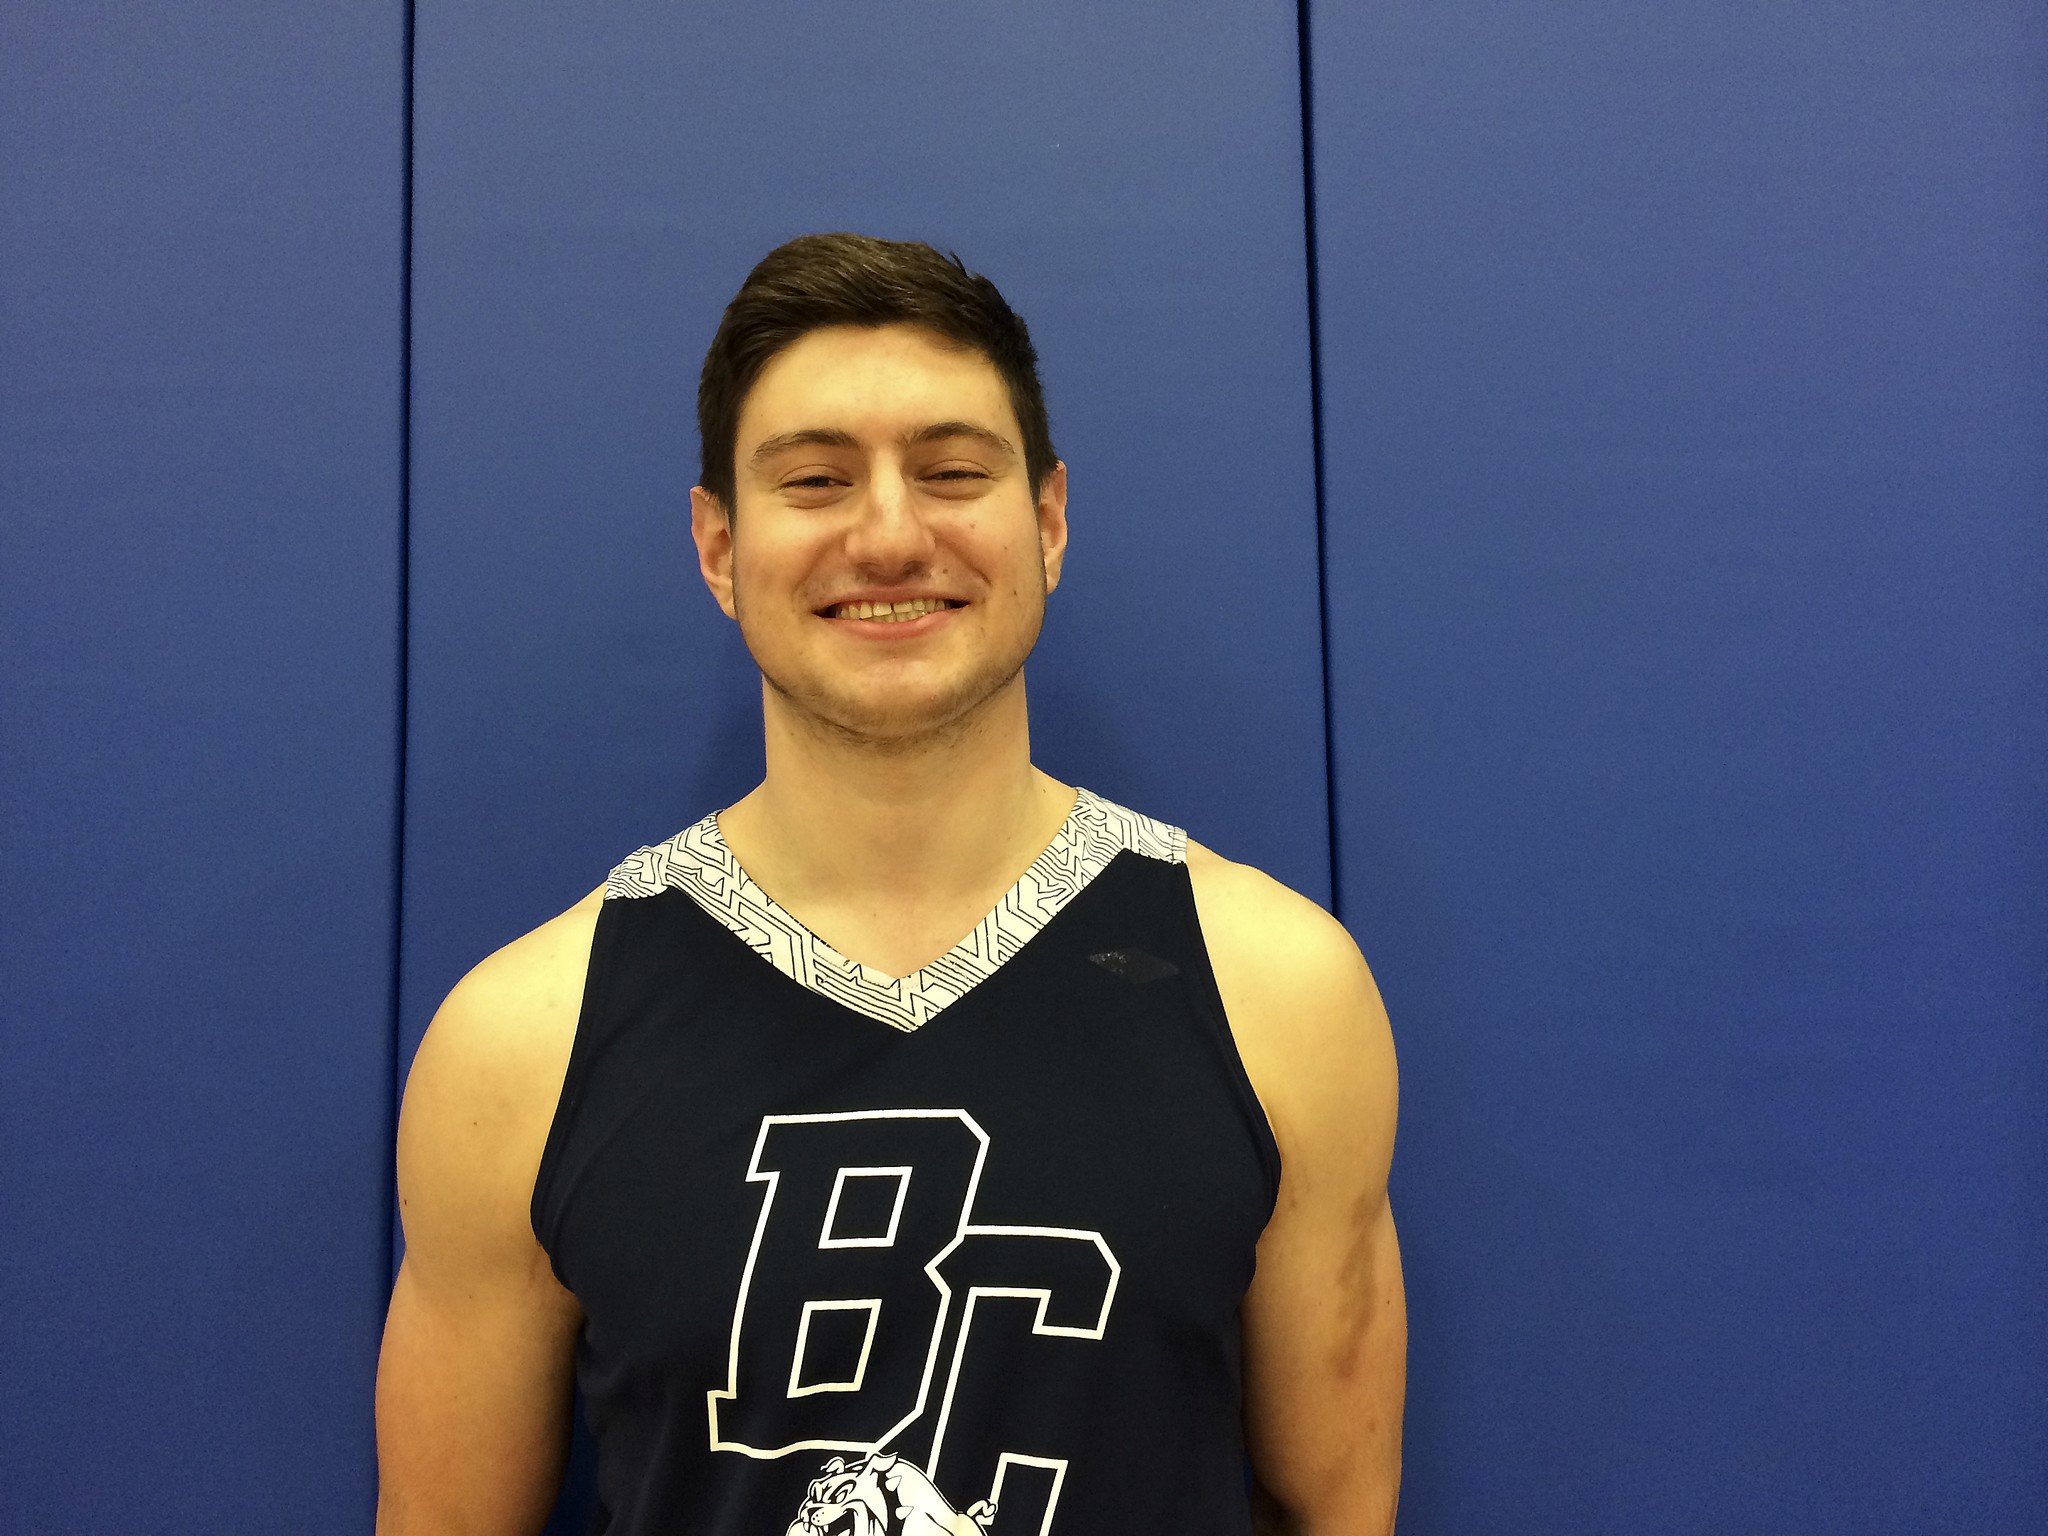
[738,323,1016,445]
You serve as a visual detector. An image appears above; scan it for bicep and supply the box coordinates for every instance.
[1193,854,1404,1533]
[374,935,590,1536]
[1242,1195,1405,1534]
[375,1251,581,1536]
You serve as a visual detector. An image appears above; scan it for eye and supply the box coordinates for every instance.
[923,465,992,494]
[776,471,854,506]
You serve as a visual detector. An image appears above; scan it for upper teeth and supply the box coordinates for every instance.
[835,598,950,621]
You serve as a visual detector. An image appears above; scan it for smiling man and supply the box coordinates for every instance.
[374,234,1403,1536]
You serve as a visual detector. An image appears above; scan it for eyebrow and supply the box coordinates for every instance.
[907,421,1017,458]
[747,421,1019,469]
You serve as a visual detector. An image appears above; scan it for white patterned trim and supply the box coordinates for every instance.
[606,789,1185,1033]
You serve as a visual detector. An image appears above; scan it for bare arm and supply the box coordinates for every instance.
[374,893,601,1536]
[1190,847,1405,1536]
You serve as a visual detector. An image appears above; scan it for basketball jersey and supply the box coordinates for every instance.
[531,788,1282,1535]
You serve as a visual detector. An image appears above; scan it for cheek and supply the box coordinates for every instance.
[731,533,826,604]
[963,526,1044,590]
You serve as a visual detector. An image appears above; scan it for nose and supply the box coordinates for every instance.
[842,459,937,572]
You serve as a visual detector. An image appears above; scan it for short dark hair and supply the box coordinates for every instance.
[696,232,1057,511]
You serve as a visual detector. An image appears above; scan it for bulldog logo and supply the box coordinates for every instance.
[786,1451,995,1536]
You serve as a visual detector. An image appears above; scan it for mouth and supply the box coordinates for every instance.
[818,596,966,624]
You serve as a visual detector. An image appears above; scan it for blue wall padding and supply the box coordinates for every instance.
[9,1,2043,1529]
[0,3,407,1531]
[1308,2,2047,1531]
[399,0,1328,1049]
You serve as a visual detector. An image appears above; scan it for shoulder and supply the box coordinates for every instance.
[1183,840,1385,1050]
[396,886,608,1255]
[1183,841,1397,1183]
[405,885,606,1116]
[1183,840,1365,994]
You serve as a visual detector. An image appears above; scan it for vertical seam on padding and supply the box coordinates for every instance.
[384,0,417,1291]
[1296,0,1343,921]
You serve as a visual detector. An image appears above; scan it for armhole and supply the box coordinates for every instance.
[1171,863,1285,1221]
[529,895,618,1281]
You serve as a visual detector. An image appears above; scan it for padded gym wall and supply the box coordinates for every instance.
[1,4,407,1530]
[399,1,1327,1085]
[1309,3,2045,1532]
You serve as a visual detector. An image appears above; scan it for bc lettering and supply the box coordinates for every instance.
[708,1111,1117,1534]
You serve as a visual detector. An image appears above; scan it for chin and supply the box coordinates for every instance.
[768,667,1025,749]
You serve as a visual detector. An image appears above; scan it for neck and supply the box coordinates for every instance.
[719,674,1074,918]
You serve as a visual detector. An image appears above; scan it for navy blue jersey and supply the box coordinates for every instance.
[531,791,1281,1535]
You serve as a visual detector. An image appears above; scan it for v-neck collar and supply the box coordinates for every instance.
[606,787,1185,1032]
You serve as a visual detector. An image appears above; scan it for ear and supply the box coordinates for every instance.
[1036,460,1069,595]
[690,485,739,619]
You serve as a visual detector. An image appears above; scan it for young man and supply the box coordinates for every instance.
[375,234,1403,1535]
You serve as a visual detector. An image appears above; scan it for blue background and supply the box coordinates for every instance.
[4,2,2040,1531]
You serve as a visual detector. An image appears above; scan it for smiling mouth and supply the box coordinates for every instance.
[821,597,965,622]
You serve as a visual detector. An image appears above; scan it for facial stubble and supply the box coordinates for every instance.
[732,547,1049,757]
